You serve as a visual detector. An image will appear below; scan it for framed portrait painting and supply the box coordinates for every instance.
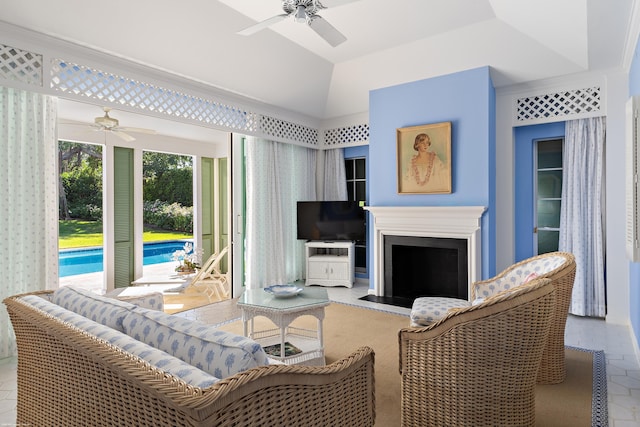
[397,122,452,194]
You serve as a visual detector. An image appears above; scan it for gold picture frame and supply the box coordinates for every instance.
[397,122,452,194]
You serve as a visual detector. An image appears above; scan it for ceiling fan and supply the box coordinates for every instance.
[65,107,156,142]
[237,0,360,47]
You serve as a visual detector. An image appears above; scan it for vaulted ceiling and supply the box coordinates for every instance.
[1,0,637,124]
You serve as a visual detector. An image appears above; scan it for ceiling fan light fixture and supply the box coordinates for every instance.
[95,112,119,129]
[295,5,307,23]
[238,0,357,46]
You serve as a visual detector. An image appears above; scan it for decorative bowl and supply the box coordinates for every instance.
[264,285,304,298]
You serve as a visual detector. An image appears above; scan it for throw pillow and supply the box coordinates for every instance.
[123,307,269,379]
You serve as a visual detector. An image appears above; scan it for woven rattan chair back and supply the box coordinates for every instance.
[399,279,556,427]
[473,251,576,384]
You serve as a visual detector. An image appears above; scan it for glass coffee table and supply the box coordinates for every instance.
[238,286,330,366]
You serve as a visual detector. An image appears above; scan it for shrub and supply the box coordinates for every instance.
[61,163,102,220]
[61,165,101,202]
[69,203,103,221]
[144,165,193,206]
[143,200,193,233]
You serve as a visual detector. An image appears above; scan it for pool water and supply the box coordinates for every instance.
[59,240,191,277]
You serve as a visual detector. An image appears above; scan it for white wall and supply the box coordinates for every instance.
[495,88,515,272]
[604,70,630,325]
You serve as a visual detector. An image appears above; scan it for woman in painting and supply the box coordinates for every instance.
[403,133,449,193]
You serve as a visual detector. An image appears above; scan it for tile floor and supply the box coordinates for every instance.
[0,279,638,426]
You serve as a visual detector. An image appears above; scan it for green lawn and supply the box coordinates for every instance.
[59,220,192,249]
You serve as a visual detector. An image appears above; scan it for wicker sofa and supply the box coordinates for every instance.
[5,286,375,427]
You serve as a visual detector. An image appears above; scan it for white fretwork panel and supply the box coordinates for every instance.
[516,87,601,123]
[324,124,369,147]
[258,115,318,146]
[50,58,320,146]
[50,59,250,132]
[0,44,43,86]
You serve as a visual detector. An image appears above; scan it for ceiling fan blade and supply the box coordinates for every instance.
[308,16,347,47]
[238,14,289,36]
[117,126,157,135]
[59,120,84,125]
[112,130,136,142]
[316,0,361,8]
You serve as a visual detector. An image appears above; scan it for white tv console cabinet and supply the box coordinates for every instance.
[305,241,355,288]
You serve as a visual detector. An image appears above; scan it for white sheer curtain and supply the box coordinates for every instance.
[559,117,606,317]
[0,87,58,357]
[245,137,316,288]
[323,148,348,201]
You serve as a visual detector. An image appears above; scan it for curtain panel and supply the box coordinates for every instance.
[559,116,606,317]
[323,148,348,201]
[0,87,58,357]
[244,137,316,288]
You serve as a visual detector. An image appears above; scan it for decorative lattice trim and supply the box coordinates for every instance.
[516,87,601,122]
[49,59,321,146]
[258,115,318,146]
[50,59,250,131]
[0,44,363,147]
[0,44,43,86]
[323,124,370,147]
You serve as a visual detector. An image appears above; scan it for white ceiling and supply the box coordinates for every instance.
[0,0,637,128]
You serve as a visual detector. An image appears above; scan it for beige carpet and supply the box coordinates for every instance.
[216,302,599,427]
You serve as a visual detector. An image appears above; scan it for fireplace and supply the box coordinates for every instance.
[364,206,486,301]
[384,235,468,301]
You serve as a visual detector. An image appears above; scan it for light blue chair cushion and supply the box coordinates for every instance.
[410,296,470,326]
[123,307,269,379]
[474,255,567,299]
[20,295,219,388]
[52,286,135,332]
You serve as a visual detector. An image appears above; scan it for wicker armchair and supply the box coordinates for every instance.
[399,279,556,427]
[472,251,576,384]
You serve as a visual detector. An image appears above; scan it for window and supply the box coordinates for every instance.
[535,138,563,254]
[345,157,367,272]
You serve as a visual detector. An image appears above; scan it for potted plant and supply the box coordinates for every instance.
[172,242,202,274]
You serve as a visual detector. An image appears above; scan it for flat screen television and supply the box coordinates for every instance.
[297,201,366,242]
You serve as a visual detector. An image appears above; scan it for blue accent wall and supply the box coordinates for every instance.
[629,32,640,345]
[513,122,566,261]
[368,67,496,290]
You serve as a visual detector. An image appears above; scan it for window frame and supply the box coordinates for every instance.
[534,137,563,255]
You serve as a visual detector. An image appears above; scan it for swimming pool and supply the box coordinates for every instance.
[59,240,192,277]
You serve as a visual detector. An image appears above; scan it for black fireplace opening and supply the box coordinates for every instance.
[384,235,468,305]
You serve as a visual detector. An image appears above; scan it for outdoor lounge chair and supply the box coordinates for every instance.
[188,246,229,301]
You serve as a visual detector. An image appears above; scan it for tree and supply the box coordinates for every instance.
[58,141,102,220]
[143,151,193,206]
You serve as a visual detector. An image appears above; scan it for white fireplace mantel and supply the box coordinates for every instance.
[364,206,487,298]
